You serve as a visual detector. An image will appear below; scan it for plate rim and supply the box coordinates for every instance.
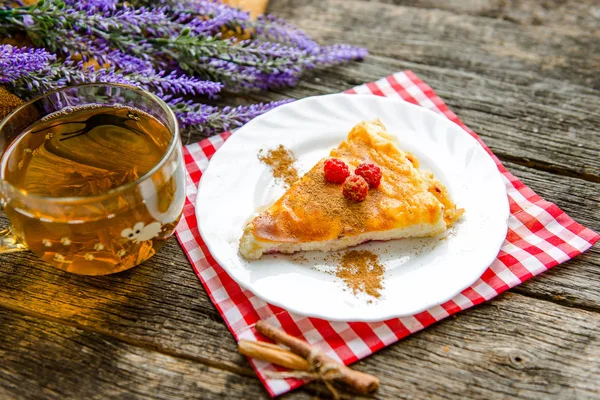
[195,93,509,322]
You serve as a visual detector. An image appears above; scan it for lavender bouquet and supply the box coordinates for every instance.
[0,0,366,136]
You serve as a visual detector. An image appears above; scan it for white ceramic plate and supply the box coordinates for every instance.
[196,94,509,322]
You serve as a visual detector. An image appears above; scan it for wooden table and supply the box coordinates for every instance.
[1,1,599,399]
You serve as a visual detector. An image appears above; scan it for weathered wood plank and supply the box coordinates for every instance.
[202,64,600,184]
[351,291,600,400]
[366,0,600,32]
[0,235,254,374]
[3,291,599,400]
[0,308,274,400]
[247,58,600,181]
[268,0,600,87]
[263,0,600,180]
[421,71,600,182]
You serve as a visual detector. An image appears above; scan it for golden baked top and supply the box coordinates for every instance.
[250,120,463,243]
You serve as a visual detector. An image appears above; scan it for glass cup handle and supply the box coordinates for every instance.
[0,227,26,253]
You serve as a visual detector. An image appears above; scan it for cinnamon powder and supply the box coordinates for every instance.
[258,145,299,188]
[336,250,384,298]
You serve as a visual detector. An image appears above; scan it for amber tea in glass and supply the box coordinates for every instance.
[0,84,185,275]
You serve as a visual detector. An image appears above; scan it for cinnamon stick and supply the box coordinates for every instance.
[238,339,310,371]
[255,320,379,394]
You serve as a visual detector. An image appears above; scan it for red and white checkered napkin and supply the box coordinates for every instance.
[175,71,599,397]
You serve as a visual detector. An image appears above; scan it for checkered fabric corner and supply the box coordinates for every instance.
[175,71,599,397]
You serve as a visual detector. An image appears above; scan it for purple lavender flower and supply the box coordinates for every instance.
[21,14,34,26]
[173,12,221,35]
[169,35,312,89]
[211,99,293,131]
[177,0,249,28]
[113,6,174,37]
[255,14,319,52]
[98,50,223,97]
[104,51,155,73]
[0,45,55,84]
[65,0,118,13]
[1,45,238,135]
[3,0,366,92]
[128,69,223,97]
[168,0,250,35]
[312,44,368,65]
[169,97,293,136]
[0,45,221,99]
[196,58,301,90]
[253,16,367,66]
[0,1,368,137]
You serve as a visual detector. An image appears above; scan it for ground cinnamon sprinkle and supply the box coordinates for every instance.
[258,145,299,188]
[336,250,384,299]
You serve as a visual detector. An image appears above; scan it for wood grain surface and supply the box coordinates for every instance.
[1,0,599,399]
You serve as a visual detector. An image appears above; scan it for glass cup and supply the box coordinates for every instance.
[0,84,186,275]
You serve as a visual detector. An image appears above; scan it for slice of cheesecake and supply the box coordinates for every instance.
[239,120,464,260]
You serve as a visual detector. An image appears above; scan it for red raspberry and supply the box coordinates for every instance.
[343,175,369,202]
[323,158,350,184]
[355,163,382,188]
